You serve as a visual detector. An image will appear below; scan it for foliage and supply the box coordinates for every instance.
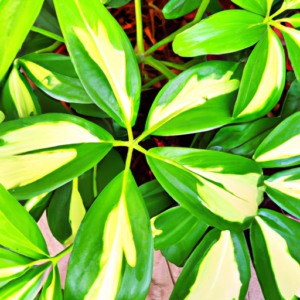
[1,0,300,299]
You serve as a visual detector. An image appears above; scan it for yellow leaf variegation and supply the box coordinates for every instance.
[64,170,153,300]
[54,0,141,128]
[170,230,250,300]
[1,66,40,121]
[252,210,300,300]
[0,114,114,199]
[233,27,285,122]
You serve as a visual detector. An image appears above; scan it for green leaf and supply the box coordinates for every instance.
[146,147,263,231]
[107,0,131,8]
[96,149,125,195]
[35,2,62,37]
[162,0,202,19]
[25,192,52,221]
[254,111,300,168]
[70,103,109,118]
[47,178,86,245]
[0,0,44,82]
[1,66,41,121]
[64,170,153,300]
[207,117,281,158]
[233,27,285,122]
[0,113,114,199]
[170,229,250,300]
[285,14,300,28]
[152,206,206,250]
[280,79,300,119]
[54,0,141,128]
[281,0,300,10]
[0,111,5,123]
[0,263,51,300]
[231,0,273,16]
[0,248,32,283]
[251,209,300,300]
[173,10,267,57]
[144,61,240,137]
[281,26,300,82]
[206,0,223,13]
[265,167,300,219]
[40,265,63,300]
[18,53,93,104]
[139,180,175,218]
[34,90,71,115]
[161,221,208,267]
[0,184,49,259]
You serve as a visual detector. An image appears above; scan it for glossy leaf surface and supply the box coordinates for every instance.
[0,263,50,299]
[19,53,93,104]
[170,230,250,300]
[65,170,153,300]
[265,168,300,219]
[152,206,204,250]
[146,148,263,231]
[0,184,49,259]
[281,26,300,82]
[145,61,240,136]
[233,27,285,122]
[139,180,175,218]
[162,0,202,19]
[0,0,44,82]
[208,118,281,158]
[40,265,63,300]
[280,79,300,119]
[173,10,266,57]
[1,66,41,121]
[0,114,114,199]
[232,0,273,16]
[251,209,300,300]
[161,221,208,267]
[0,248,32,283]
[47,178,86,245]
[254,112,300,168]
[281,0,300,10]
[54,0,141,128]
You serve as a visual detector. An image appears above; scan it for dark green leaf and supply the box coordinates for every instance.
[162,0,202,19]
[280,79,300,119]
[207,118,281,158]
[40,265,63,300]
[139,180,175,218]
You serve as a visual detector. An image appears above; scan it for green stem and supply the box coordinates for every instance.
[35,41,63,54]
[144,0,210,55]
[52,244,74,264]
[144,56,176,80]
[135,0,144,55]
[142,74,166,89]
[31,26,64,43]
[161,61,187,71]
[93,165,98,198]
[269,21,286,31]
